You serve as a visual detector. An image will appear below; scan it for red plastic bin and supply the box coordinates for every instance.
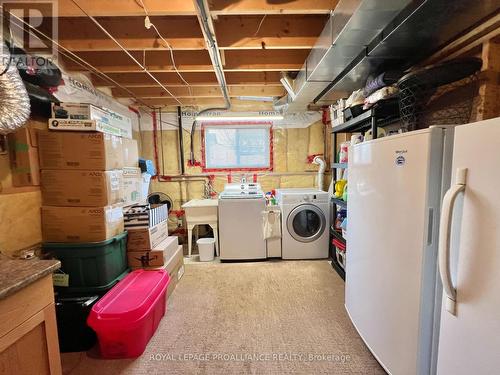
[87,269,171,358]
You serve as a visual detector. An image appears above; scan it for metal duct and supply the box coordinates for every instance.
[275,0,412,112]
[316,0,500,103]
[0,43,30,135]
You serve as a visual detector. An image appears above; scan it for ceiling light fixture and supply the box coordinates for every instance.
[237,95,276,102]
[195,115,284,122]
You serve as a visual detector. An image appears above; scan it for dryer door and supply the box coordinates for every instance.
[286,204,326,243]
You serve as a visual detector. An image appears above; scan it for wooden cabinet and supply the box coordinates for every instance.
[0,275,61,375]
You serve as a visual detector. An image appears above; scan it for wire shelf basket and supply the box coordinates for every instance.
[397,58,482,131]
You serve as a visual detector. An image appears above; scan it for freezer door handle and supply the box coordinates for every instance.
[438,168,467,315]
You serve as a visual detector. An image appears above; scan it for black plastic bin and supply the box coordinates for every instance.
[55,295,99,352]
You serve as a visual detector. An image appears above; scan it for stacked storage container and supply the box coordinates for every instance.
[124,205,184,298]
[38,103,138,352]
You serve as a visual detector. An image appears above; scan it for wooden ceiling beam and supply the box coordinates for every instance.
[224,49,308,71]
[136,97,275,110]
[216,14,327,50]
[111,85,285,98]
[91,72,217,87]
[60,50,214,72]
[57,0,196,17]
[91,71,287,87]
[51,14,327,51]
[208,0,338,15]
[57,0,337,17]
[62,49,307,73]
[51,16,205,51]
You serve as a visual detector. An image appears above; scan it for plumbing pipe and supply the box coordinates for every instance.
[193,0,230,110]
[177,106,185,174]
[190,0,230,164]
[313,156,326,191]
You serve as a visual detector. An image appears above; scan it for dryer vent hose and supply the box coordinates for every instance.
[0,43,31,135]
[313,156,326,191]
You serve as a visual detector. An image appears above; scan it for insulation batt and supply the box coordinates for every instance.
[0,44,31,135]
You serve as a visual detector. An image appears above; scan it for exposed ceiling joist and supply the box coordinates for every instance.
[60,50,214,72]
[57,0,337,17]
[111,85,285,98]
[135,97,275,110]
[57,0,196,17]
[216,14,327,50]
[52,16,205,51]
[209,0,338,15]
[62,49,308,73]
[91,71,287,87]
[53,0,336,109]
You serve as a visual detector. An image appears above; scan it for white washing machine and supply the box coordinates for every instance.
[218,183,267,260]
[276,188,329,259]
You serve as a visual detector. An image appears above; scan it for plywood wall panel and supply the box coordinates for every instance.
[0,191,42,255]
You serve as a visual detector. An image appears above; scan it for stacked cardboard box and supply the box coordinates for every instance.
[39,131,126,243]
[126,219,184,297]
[48,103,142,208]
[7,118,47,186]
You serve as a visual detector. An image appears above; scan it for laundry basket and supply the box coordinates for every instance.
[197,238,215,262]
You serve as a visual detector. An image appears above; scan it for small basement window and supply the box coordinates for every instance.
[202,123,272,172]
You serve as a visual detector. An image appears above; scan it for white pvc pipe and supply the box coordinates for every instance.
[313,156,326,191]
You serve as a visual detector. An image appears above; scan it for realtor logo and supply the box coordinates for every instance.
[0,0,58,66]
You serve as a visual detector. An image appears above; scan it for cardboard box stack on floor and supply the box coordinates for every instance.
[39,103,143,243]
[38,130,127,243]
[125,205,184,297]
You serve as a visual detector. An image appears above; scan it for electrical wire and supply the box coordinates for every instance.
[137,0,192,96]
[1,6,159,110]
[69,0,183,105]
[2,5,188,135]
[253,14,267,37]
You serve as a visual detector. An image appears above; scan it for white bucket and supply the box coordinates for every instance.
[197,238,215,262]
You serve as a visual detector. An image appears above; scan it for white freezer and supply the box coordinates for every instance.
[345,127,454,375]
[436,118,500,374]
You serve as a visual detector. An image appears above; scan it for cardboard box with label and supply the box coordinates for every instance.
[7,120,46,186]
[122,138,139,167]
[48,118,122,137]
[127,236,178,268]
[51,103,133,139]
[42,205,124,243]
[122,167,142,207]
[126,222,169,251]
[41,169,124,206]
[38,131,124,170]
[131,244,184,298]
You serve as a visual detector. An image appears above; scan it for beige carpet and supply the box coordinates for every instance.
[62,260,384,375]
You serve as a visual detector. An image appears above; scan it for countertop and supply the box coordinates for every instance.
[0,258,60,300]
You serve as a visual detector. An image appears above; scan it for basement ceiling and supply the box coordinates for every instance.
[43,0,339,110]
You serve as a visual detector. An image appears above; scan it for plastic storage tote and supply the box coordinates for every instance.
[55,294,99,352]
[87,269,171,358]
[42,232,128,294]
[332,238,346,270]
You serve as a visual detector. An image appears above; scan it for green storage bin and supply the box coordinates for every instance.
[43,232,129,294]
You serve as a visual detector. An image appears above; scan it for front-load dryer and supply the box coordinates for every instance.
[276,188,329,259]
